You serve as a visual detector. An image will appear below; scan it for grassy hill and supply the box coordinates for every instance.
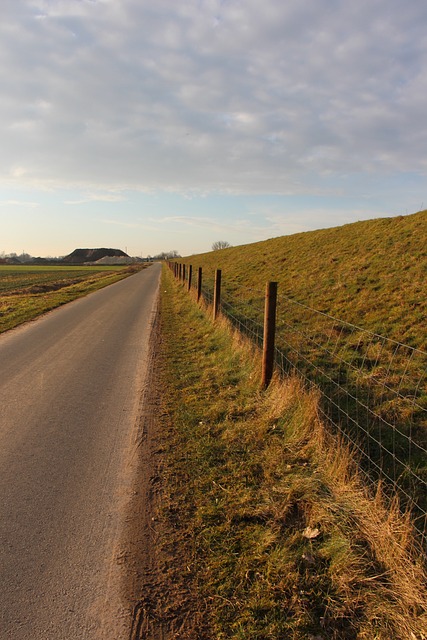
[176,211,427,528]
[181,210,426,349]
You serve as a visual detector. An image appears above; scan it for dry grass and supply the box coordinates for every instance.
[151,266,427,639]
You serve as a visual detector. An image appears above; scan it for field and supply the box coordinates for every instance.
[176,211,427,530]
[0,264,146,333]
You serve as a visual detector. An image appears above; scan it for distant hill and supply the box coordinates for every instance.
[62,248,129,264]
[90,255,142,265]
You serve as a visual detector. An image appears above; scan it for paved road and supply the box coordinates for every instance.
[0,262,161,639]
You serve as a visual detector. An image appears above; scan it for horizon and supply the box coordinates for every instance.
[1,208,424,260]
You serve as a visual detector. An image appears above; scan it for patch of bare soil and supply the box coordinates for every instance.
[121,336,205,640]
[7,279,83,295]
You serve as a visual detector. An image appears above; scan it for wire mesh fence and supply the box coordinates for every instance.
[172,262,427,547]
[274,294,427,540]
[220,285,265,348]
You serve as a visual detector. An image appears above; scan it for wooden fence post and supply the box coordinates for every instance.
[182,264,186,283]
[178,263,182,280]
[188,264,192,291]
[197,267,202,302]
[261,282,278,389]
[213,269,222,320]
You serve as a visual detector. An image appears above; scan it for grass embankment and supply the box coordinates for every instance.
[179,211,426,349]
[177,211,427,514]
[151,267,427,639]
[0,264,148,333]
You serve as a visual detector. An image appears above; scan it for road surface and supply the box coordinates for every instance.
[0,262,161,639]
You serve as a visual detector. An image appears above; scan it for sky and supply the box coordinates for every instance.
[1,0,426,258]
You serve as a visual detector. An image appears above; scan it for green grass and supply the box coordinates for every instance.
[0,264,147,333]
[180,211,426,348]
[153,266,427,639]
[176,211,427,514]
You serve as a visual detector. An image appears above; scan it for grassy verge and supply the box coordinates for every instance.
[153,266,427,639]
[0,264,149,333]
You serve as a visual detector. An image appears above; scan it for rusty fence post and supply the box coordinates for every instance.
[197,267,202,302]
[261,282,278,389]
[188,264,192,291]
[213,269,222,321]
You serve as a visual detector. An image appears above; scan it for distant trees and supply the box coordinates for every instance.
[0,251,34,263]
[0,251,63,264]
[212,240,232,251]
[151,250,181,260]
[19,252,33,263]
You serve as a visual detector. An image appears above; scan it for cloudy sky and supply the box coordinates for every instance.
[1,0,426,257]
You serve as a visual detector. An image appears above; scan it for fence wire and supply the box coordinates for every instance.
[220,286,265,348]
[274,294,427,541]
[173,263,427,548]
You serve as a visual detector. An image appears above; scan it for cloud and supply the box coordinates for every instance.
[0,199,40,207]
[151,213,296,241]
[1,0,427,196]
[64,193,127,204]
[98,218,149,229]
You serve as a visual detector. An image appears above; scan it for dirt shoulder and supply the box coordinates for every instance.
[121,314,202,640]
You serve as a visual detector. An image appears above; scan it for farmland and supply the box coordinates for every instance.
[0,264,147,333]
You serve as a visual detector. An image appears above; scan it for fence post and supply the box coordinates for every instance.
[188,264,193,291]
[261,282,278,389]
[197,267,202,302]
[178,263,182,280]
[213,269,222,321]
[182,264,186,283]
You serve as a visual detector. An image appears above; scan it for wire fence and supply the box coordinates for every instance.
[220,285,265,349]
[274,295,427,527]
[174,263,427,548]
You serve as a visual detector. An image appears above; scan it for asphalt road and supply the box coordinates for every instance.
[0,262,161,639]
